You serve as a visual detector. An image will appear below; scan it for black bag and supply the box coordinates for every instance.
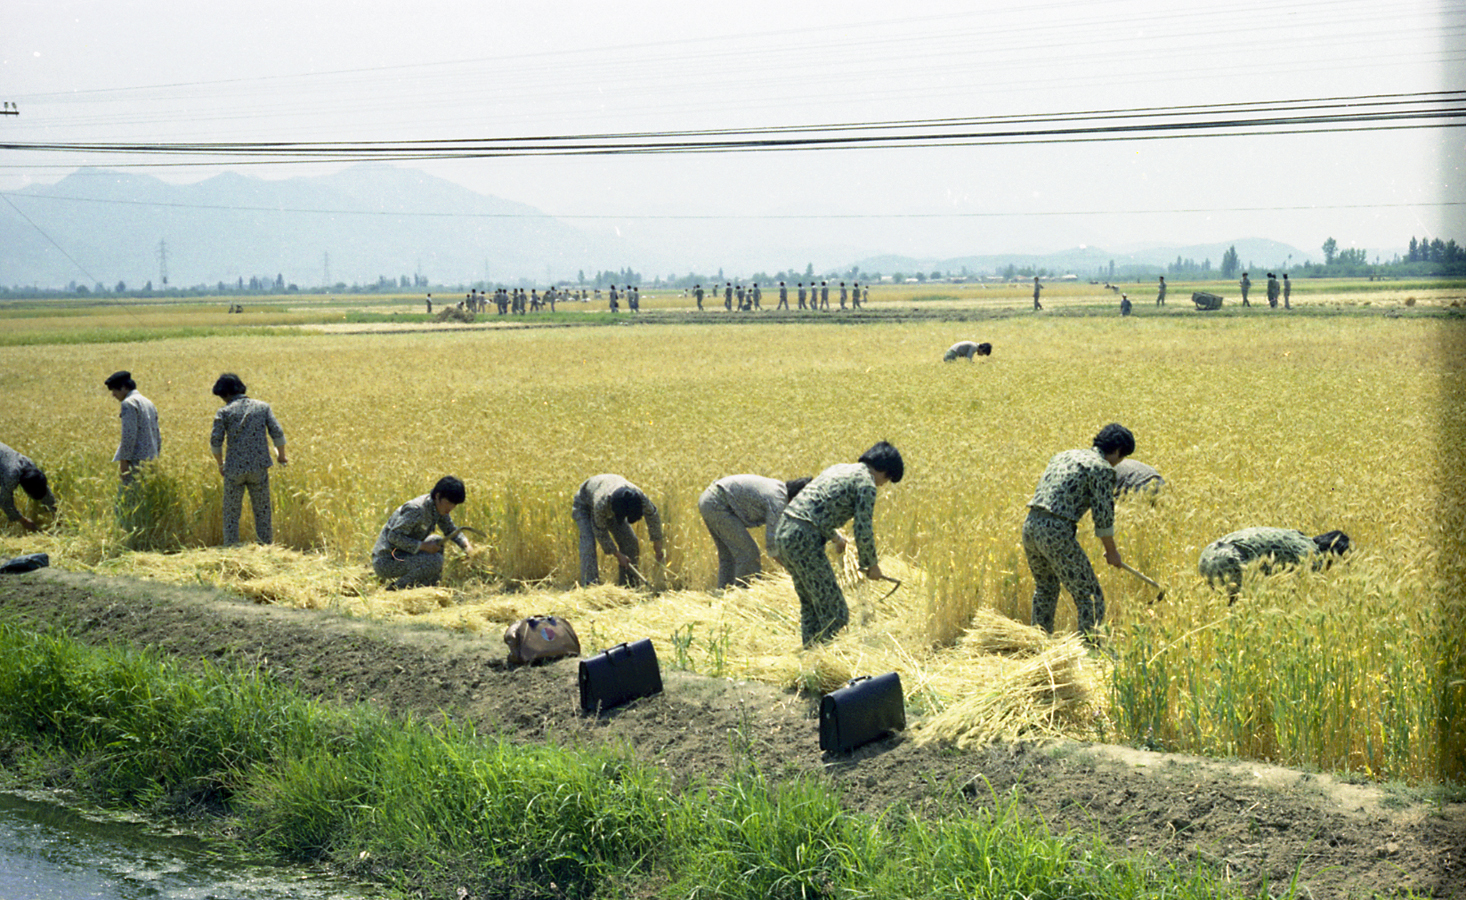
[819,672,905,753]
[578,639,662,714]
[0,553,49,574]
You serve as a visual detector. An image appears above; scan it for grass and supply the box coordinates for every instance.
[2,286,1463,786]
[0,620,1311,900]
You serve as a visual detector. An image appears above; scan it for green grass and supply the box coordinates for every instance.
[0,620,1307,900]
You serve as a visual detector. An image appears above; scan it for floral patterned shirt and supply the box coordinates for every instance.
[1027,448,1117,537]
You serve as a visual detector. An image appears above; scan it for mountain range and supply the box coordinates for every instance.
[1,165,1311,289]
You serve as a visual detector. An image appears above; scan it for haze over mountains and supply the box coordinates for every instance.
[2,165,1312,289]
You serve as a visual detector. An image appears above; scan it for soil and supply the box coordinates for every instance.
[1,568,1461,899]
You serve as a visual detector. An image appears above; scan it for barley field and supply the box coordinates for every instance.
[2,284,1463,784]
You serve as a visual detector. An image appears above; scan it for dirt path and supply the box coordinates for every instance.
[1,568,1460,898]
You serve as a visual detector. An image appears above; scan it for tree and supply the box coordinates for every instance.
[1322,237,1338,265]
[1220,245,1239,278]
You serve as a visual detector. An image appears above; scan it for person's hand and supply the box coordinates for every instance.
[865,562,884,581]
[653,541,666,564]
[18,515,37,533]
[277,448,289,466]
[1104,546,1123,569]
[833,532,849,554]
[614,550,632,569]
[422,535,445,554]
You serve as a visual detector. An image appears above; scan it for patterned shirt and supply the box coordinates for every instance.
[210,396,286,476]
[1199,527,1319,581]
[780,462,878,568]
[575,474,664,554]
[113,390,161,463]
[708,474,790,548]
[372,493,469,561]
[0,442,53,522]
[1027,448,1117,537]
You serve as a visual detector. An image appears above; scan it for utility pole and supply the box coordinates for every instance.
[156,239,169,286]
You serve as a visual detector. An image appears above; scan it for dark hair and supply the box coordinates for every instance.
[431,476,466,505]
[1313,530,1350,555]
[104,370,136,391]
[976,342,992,356]
[858,440,904,483]
[609,485,644,523]
[784,477,812,501]
[1092,423,1135,458]
[17,462,49,503]
[212,372,247,398]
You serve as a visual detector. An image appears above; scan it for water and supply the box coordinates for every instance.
[0,792,385,900]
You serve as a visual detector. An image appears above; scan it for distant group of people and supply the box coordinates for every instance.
[690,280,868,312]
[1238,272,1291,308]
[433,287,593,316]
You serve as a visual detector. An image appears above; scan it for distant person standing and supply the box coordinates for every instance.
[797,282,808,310]
[777,281,788,309]
[425,293,433,314]
[1032,277,1044,310]
[1120,293,1132,316]
[1283,274,1292,309]
[694,283,704,311]
[1239,272,1251,307]
[104,370,161,486]
[839,282,848,309]
[209,372,288,545]
[1266,273,1280,308]
[724,282,733,311]
[1156,275,1167,306]
[851,282,862,308]
[751,283,761,310]
[820,281,830,310]
[608,285,620,313]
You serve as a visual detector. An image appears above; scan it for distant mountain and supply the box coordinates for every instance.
[0,165,634,288]
[0,164,1315,289]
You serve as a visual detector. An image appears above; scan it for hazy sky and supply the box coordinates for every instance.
[4,0,1463,265]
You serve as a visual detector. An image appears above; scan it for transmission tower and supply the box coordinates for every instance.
[156,239,169,286]
[323,251,331,288]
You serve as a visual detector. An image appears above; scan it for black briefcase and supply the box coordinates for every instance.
[819,672,905,753]
[578,639,663,714]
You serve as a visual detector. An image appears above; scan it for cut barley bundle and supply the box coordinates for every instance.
[916,632,1094,748]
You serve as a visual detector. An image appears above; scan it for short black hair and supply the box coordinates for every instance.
[17,462,50,503]
[104,370,136,391]
[431,476,466,505]
[1092,423,1135,458]
[211,372,247,398]
[976,342,992,356]
[784,477,812,501]
[610,485,644,523]
[858,440,904,483]
[1313,530,1350,555]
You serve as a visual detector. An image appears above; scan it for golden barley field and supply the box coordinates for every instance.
[1,285,1463,784]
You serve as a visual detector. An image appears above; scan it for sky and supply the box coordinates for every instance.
[3,0,1463,268]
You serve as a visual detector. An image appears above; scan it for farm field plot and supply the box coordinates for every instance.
[2,297,1462,785]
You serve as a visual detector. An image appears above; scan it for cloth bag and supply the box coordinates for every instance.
[503,615,581,665]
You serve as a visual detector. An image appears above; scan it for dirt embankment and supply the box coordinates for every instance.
[0,568,1460,899]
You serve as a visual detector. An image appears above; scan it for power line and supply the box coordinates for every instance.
[4,91,1461,163]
